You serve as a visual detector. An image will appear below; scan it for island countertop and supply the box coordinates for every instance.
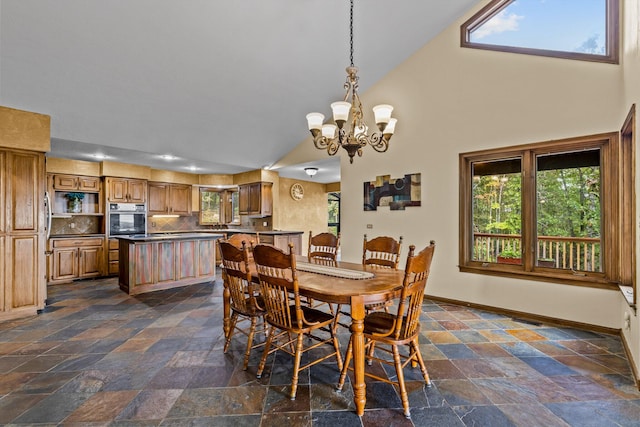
[117,232,225,242]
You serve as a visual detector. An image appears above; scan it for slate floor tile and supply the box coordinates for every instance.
[0,276,637,426]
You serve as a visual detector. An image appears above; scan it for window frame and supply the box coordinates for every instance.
[459,132,620,289]
[460,0,620,64]
[199,187,239,225]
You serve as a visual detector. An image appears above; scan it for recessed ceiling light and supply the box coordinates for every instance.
[161,154,178,160]
[91,153,108,159]
[187,166,198,171]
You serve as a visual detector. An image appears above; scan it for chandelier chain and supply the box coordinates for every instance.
[349,0,354,67]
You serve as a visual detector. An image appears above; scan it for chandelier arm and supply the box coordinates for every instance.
[368,132,390,153]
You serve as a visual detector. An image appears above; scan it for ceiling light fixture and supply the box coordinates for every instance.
[306,0,397,164]
[304,167,318,177]
[161,154,178,160]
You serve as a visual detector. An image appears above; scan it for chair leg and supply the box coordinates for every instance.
[331,329,343,371]
[256,326,276,379]
[242,316,258,370]
[367,340,376,366]
[410,338,431,386]
[336,336,353,391]
[392,344,411,418]
[290,333,305,400]
[223,312,239,353]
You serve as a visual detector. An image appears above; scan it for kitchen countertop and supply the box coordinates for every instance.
[147,229,303,235]
[49,234,106,238]
[117,233,225,242]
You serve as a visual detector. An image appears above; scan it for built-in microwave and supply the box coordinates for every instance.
[108,203,147,236]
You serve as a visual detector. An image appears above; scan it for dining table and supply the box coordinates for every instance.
[221,256,406,417]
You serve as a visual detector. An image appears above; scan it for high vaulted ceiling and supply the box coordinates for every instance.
[0,0,478,183]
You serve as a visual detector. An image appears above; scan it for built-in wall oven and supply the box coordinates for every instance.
[108,203,147,236]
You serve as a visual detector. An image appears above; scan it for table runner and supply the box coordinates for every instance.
[296,261,375,280]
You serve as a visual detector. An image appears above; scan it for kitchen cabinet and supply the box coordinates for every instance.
[239,182,272,216]
[48,237,104,284]
[106,177,147,203]
[0,149,47,322]
[148,182,192,215]
[52,174,101,192]
[48,173,103,216]
[108,238,119,275]
[259,233,302,255]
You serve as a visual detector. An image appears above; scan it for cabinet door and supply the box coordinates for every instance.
[54,174,78,190]
[78,246,103,278]
[239,184,250,215]
[169,184,191,215]
[52,247,78,281]
[128,180,147,203]
[77,176,101,192]
[248,183,261,214]
[9,152,41,232]
[108,178,128,202]
[260,182,273,216]
[7,235,41,309]
[148,183,169,214]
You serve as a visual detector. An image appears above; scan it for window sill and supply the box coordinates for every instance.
[619,285,635,308]
[459,264,616,290]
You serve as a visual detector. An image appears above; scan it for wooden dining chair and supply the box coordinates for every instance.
[362,234,403,313]
[308,231,340,262]
[253,243,343,400]
[362,234,403,269]
[219,240,266,370]
[337,240,436,418]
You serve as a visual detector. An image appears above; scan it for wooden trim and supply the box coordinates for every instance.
[425,294,619,336]
[460,0,620,65]
[459,132,619,286]
[619,329,640,391]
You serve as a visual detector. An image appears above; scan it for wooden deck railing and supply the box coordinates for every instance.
[473,233,602,272]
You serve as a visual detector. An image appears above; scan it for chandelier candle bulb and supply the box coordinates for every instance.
[322,124,337,139]
[331,101,351,123]
[306,113,325,131]
[373,104,393,124]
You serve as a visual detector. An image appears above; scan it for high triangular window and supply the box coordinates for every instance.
[461,0,619,64]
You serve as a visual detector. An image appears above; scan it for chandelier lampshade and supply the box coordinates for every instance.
[306,0,397,164]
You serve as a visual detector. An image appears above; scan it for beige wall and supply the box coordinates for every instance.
[278,177,328,255]
[302,0,631,333]
[622,0,640,383]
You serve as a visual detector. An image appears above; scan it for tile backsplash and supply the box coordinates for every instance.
[147,214,272,233]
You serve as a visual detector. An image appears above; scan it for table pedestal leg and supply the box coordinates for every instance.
[350,297,366,416]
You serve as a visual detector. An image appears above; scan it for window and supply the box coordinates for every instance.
[461,0,619,64]
[328,192,340,236]
[460,132,624,288]
[199,187,239,225]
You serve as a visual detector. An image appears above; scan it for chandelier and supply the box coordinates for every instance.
[306,0,397,164]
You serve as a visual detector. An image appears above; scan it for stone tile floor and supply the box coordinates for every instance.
[0,276,639,426]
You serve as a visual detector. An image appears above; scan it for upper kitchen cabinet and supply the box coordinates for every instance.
[48,173,102,215]
[148,182,192,215]
[239,182,272,216]
[106,177,147,203]
[52,174,100,192]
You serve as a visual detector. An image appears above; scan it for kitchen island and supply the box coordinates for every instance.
[117,233,224,295]
[223,229,303,255]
